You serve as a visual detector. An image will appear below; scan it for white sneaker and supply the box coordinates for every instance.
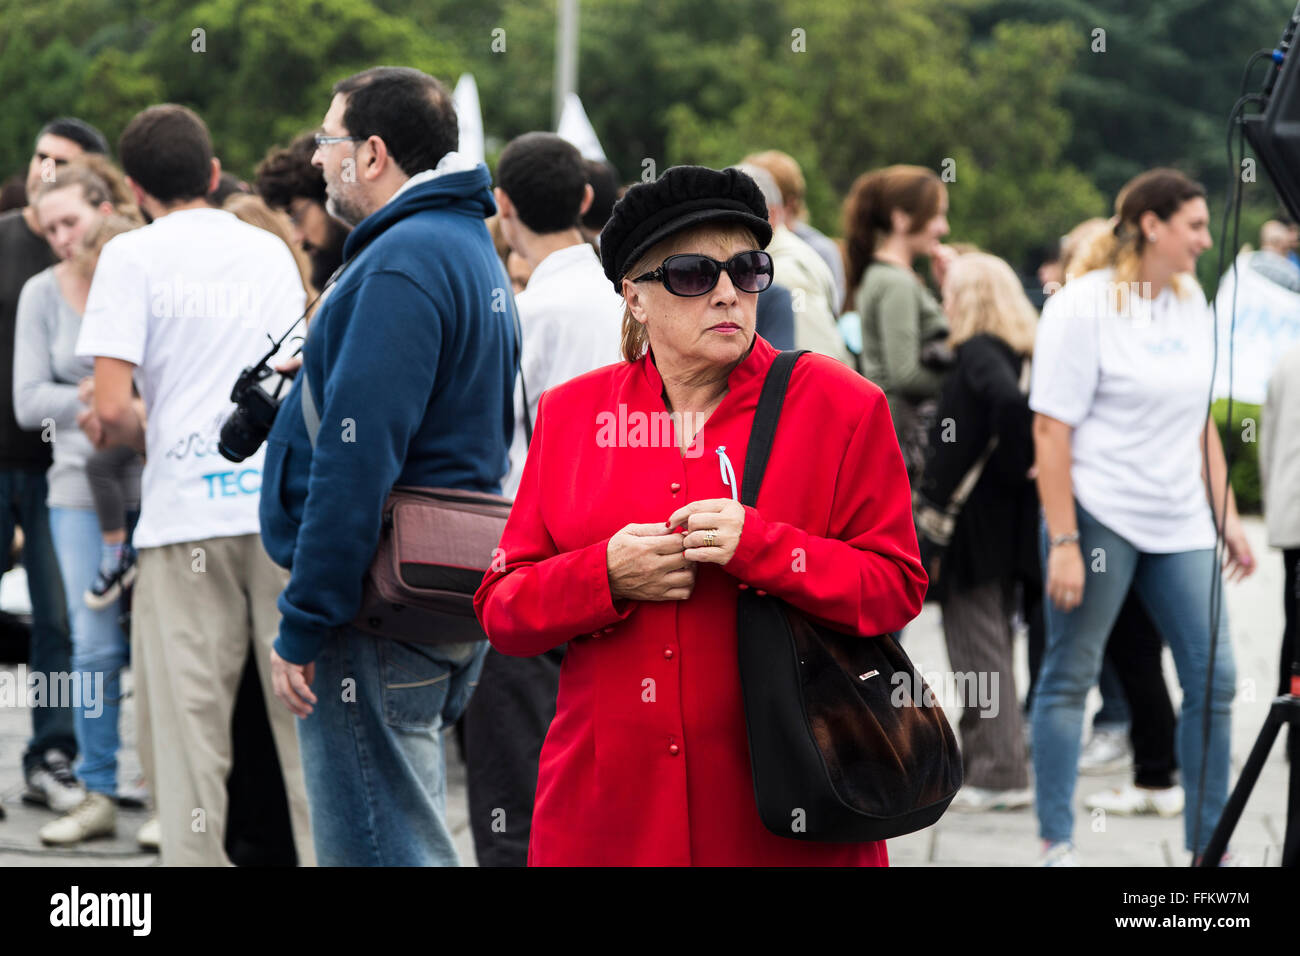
[948,785,1034,812]
[136,816,160,851]
[23,749,87,813]
[39,791,116,845]
[1078,727,1132,775]
[1041,841,1079,867]
[1084,783,1184,817]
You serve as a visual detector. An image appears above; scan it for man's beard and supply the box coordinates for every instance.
[324,187,367,229]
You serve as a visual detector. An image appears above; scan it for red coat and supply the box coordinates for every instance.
[474,334,928,865]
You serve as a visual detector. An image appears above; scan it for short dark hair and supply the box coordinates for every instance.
[208,171,251,207]
[118,105,214,204]
[36,117,109,156]
[497,133,586,234]
[255,133,326,210]
[332,67,457,177]
[582,159,620,233]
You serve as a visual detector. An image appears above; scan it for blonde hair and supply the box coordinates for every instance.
[71,214,140,280]
[741,150,805,213]
[1066,168,1206,305]
[35,154,143,224]
[223,193,315,301]
[943,252,1037,355]
[617,222,760,363]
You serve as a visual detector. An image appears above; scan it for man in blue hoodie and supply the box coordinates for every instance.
[261,66,516,866]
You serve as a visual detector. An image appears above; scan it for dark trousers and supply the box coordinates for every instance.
[1107,593,1178,789]
[462,645,564,867]
[225,641,296,866]
[0,468,74,772]
[1283,549,1299,762]
[941,579,1029,789]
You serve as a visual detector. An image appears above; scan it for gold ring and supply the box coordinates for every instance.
[703,529,717,547]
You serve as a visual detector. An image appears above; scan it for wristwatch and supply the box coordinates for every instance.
[1050,531,1080,549]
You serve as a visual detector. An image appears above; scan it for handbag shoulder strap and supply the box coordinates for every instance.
[740,349,809,507]
[300,365,321,448]
[943,354,1032,512]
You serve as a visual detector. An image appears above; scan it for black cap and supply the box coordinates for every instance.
[599,165,773,293]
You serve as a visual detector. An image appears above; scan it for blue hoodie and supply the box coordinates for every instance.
[260,164,516,664]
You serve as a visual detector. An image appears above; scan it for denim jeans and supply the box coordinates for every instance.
[1031,503,1235,854]
[0,468,74,773]
[48,506,137,796]
[295,626,487,865]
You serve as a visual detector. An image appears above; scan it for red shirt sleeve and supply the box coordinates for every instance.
[724,387,928,636]
[473,390,635,656]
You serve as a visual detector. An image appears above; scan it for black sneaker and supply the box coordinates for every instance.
[84,546,137,611]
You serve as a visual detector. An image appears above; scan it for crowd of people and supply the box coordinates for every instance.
[0,63,1295,867]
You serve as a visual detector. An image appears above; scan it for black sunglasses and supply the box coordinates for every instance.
[633,251,774,297]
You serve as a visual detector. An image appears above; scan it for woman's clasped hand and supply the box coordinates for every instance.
[605,497,747,601]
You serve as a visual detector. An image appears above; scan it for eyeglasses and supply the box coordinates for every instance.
[314,133,366,148]
[633,251,774,297]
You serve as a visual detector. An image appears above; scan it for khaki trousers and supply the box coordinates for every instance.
[132,533,315,866]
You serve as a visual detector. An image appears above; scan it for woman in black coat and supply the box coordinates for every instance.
[917,252,1039,812]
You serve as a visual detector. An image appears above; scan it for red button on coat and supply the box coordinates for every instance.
[670,482,681,493]
[663,647,673,659]
[668,744,680,756]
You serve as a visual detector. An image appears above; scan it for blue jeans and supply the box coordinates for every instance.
[1031,503,1235,854]
[0,468,74,773]
[295,626,487,865]
[48,506,137,796]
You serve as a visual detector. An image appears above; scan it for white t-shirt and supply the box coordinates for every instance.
[76,208,306,548]
[1029,267,1217,553]
[503,243,624,497]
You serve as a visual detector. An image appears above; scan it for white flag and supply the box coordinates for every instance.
[556,93,607,162]
[453,73,485,167]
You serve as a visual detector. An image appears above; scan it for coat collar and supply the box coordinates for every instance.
[639,332,779,406]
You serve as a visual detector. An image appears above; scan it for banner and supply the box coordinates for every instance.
[1212,254,1300,404]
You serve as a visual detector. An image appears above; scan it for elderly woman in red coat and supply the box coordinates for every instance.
[474,165,927,866]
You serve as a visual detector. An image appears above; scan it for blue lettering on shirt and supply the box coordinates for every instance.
[200,469,262,498]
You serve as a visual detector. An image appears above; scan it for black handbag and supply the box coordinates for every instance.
[736,350,963,842]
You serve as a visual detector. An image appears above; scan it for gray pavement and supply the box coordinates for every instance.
[0,517,1288,866]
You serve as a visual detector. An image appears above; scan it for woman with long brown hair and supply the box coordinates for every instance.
[842,165,955,479]
[1029,168,1253,866]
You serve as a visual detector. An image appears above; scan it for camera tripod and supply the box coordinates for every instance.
[1198,654,1298,866]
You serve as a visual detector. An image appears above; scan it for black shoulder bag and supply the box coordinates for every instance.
[737,350,963,842]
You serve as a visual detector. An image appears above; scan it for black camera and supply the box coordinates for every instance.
[218,336,292,462]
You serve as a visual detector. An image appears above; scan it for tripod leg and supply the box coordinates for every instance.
[1200,703,1284,866]
[1284,707,1300,867]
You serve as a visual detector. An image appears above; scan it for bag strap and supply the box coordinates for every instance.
[941,354,1032,513]
[301,364,320,448]
[740,349,809,507]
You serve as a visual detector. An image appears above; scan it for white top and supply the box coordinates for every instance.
[1029,267,1216,553]
[76,208,306,548]
[503,242,623,497]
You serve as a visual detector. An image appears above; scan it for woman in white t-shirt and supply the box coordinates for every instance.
[1028,168,1254,867]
